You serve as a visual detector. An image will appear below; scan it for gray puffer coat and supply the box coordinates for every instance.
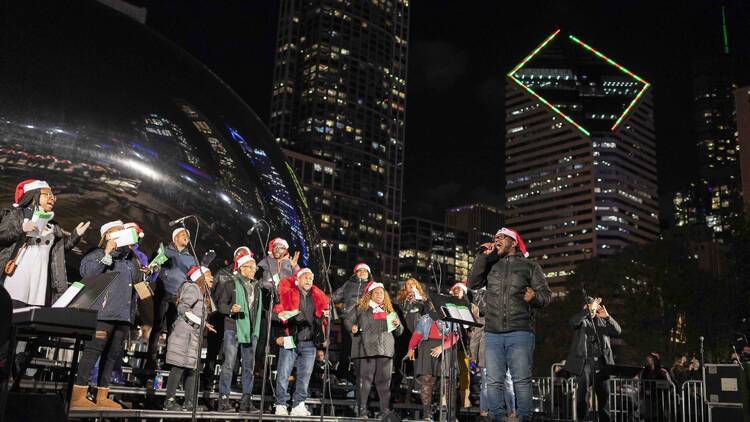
[166,281,211,369]
[345,306,403,359]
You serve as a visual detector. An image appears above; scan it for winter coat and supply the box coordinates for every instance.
[469,315,486,367]
[468,251,551,333]
[216,273,262,333]
[157,243,197,296]
[0,208,81,304]
[562,309,622,377]
[80,247,140,323]
[332,274,372,319]
[345,306,403,359]
[397,298,426,333]
[257,255,298,289]
[166,281,211,368]
[272,275,329,345]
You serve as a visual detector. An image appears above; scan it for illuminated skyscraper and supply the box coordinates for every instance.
[505,30,659,288]
[446,203,504,250]
[270,0,408,283]
[399,217,470,290]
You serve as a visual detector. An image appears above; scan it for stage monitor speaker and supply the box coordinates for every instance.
[708,404,746,422]
[704,363,748,405]
[3,392,65,422]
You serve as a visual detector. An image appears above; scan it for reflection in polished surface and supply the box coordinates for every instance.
[0,0,318,275]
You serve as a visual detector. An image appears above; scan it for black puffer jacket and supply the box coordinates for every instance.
[0,208,80,304]
[468,251,551,333]
[332,274,372,319]
[345,306,403,358]
[562,310,622,376]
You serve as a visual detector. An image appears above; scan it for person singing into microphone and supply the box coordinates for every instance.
[562,296,621,422]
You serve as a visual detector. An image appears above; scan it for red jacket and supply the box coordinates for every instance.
[273,275,330,336]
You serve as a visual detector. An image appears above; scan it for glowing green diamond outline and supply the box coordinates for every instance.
[507,30,650,135]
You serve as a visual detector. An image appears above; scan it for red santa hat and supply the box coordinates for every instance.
[172,227,190,242]
[450,281,468,294]
[294,267,314,285]
[495,227,529,258]
[13,179,50,207]
[268,237,289,254]
[123,222,145,239]
[365,281,385,293]
[353,262,371,274]
[188,265,210,282]
[233,246,251,258]
[233,249,256,273]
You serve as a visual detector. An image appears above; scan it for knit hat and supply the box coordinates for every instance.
[100,220,124,238]
[353,262,371,274]
[294,268,314,285]
[172,227,190,243]
[450,281,468,294]
[123,222,145,239]
[268,237,289,254]
[233,249,256,273]
[495,227,529,257]
[13,179,50,207]
[188,266,210,282]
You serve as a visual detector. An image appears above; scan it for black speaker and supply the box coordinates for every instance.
[704,364,748,405]
[708,404,745,422]
[3,392,66,422]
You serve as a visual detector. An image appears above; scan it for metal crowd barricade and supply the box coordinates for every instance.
[608,377,679,422]
[680,380,706,422]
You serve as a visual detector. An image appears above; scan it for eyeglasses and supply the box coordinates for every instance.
[40,192,56,200]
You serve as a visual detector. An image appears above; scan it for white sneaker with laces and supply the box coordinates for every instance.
[290,402,311,416]
[275,405,289,415]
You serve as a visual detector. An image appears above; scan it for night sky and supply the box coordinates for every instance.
[138,0,741,225]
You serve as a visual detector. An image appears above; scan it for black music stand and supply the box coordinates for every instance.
[427,292,481,422]
[67,272,119,310]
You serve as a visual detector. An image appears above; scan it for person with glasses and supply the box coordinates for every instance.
[0,179,90,308]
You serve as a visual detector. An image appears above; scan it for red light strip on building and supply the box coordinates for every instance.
[508,76,591,136]
[508,29,561,76]
[568,34,650,130]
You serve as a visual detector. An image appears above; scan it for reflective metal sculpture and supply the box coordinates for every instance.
[0,0,318,273]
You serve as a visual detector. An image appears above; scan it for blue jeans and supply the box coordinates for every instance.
[480,368,515,413]
[219,330,258,396]
[275,340,316,406]
[485,331,534,418]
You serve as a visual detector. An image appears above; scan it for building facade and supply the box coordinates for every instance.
[399,217,470,291]
[270,0,409,283]
[734,86,750,213]
[504,30,659,287]
[445,203,504,250]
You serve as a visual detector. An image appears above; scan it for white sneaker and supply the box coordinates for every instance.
[275,405,289,415]
[290,402,311,416]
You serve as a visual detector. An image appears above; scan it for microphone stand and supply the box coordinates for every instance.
[255,222,275,422]
[179,217,207,422]
[317,242,336,421]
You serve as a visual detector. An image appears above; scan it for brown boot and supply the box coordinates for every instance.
[94,387,122,409]
[70,384,97,409]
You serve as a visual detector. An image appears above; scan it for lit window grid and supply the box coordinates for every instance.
[509,75,591,137]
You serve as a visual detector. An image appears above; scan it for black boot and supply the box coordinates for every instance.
[217,395,234,412]
[239,394,258,413]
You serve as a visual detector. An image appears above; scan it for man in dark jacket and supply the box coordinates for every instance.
[146,227,197,371]
[332,262,373,380]
[562,297,621,422]
[468,227,551,422]
[71,220,141,410]
[216,250,263,413]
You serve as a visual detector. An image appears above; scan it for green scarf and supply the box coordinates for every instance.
[233,276,263,343]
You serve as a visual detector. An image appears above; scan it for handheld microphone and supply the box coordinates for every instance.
[168,215,193,227]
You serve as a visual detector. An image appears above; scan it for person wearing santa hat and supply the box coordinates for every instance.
[203,246,253,392]
[344,281,403,418]
[332,262,374,382]
[215,250,263,413]
[146,226,198,373]
[468,227,551,422]
[272,268,330,416]
[448,280,473,408]
[71,220,142,410]
[162,266,216,411]
[0,179,90,307]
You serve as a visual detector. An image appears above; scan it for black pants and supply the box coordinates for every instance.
[357,356,393,412]
[146,291,177,369]
[75,321,130,387]
[575,360,610,422]
[165,365,197,402]
[202,313,224,382]
[339,328,353,380]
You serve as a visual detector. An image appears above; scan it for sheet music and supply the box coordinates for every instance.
[52,281,85,308]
